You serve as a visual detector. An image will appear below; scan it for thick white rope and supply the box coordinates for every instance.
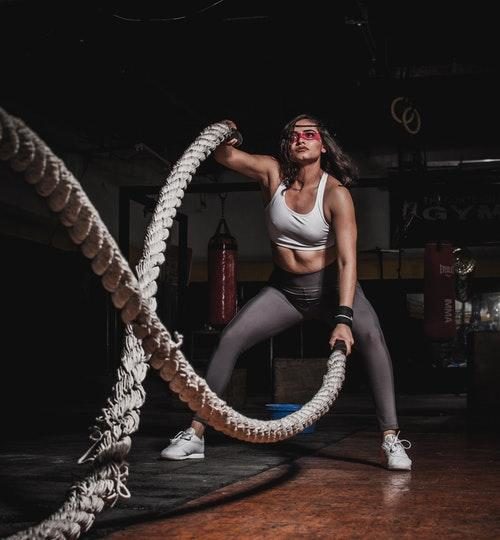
[0,108,346,539]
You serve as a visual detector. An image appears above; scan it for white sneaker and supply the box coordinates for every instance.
[381,432,412,471]
[160,427,205,460]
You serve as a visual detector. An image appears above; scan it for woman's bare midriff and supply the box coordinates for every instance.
[271,243,337,274]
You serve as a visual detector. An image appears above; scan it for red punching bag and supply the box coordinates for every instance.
[424,241,456,340]
[208,203,238,327]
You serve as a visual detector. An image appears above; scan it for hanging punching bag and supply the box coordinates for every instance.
[208,215,238,327]
[424,241,456,340]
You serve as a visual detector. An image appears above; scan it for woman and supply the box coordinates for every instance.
[161,114,412,470]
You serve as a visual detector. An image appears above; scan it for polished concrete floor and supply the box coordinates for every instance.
[1,392,499,540]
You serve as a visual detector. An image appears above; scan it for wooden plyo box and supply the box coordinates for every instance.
[273,357,328,403]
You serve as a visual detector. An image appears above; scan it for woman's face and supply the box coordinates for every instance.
[288,118,326,163]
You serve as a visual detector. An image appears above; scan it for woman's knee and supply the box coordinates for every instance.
[218,325,247,353]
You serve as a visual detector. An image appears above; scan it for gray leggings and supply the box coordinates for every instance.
[196,263,399,431]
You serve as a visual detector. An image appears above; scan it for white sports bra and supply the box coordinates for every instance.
[265,172,336,251]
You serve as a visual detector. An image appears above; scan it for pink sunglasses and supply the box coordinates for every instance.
[289,131,322,143]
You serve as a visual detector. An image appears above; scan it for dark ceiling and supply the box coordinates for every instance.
[1,0,500,164]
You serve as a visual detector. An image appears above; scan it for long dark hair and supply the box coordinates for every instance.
[278,113,357,188]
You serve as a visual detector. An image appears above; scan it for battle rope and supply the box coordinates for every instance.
[0,108,346,539]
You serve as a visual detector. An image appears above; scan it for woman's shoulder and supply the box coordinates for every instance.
[325,174,347,191]
[324,175,353,204]
[256,154,280,175]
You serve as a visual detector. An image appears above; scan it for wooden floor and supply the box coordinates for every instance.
[1,395,499,539]
[106,430,500,540]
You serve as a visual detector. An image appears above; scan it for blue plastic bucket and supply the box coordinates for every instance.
[265,403,316,434]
